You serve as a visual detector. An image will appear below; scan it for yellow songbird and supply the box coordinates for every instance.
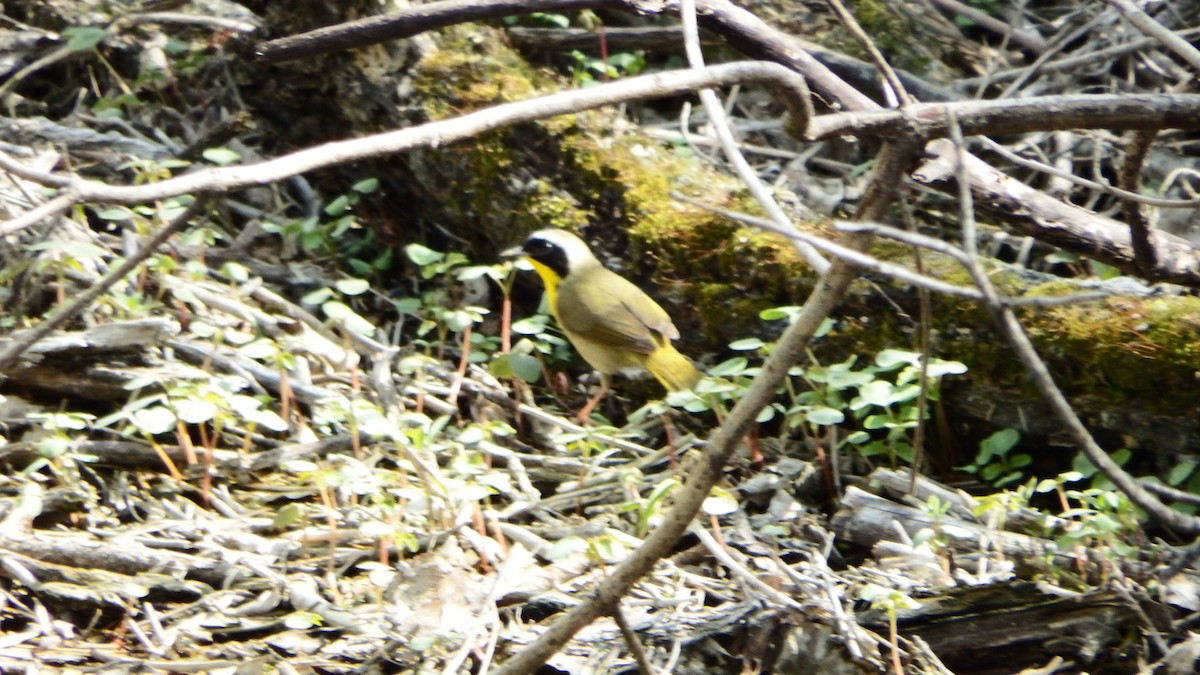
[509,228,701,418]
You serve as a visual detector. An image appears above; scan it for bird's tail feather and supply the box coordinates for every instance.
[645,346,702,392]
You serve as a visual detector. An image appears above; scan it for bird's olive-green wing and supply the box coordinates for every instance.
[555,268,679,355]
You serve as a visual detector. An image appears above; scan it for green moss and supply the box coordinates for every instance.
[1018,295,1200,414]
[411,26,544,115]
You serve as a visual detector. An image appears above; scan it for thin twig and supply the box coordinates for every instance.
[923,0,1049,53]
[961,27,1200,88]
[976,135,1200,209]
[0,190,78,237]
[688,522,805,610]
[677,0,827,272]
[996,11,1115,99]
[804,93,1200,142]
[822,0,913,107]
[611,604,654,675]
[670,191,985,299]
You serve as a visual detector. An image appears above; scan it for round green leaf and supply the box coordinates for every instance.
[335,278,370,295]
[806,406,845,425]
[201,147,241,165]
[64,26,107,51]
[132,407,176,435]
[404,243,443,266]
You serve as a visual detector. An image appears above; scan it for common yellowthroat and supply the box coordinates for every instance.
[510,229,702,417]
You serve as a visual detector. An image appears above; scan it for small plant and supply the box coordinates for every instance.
[962,428,1030,488]
[23,411,98,476]
[263,178,380,257]
[568,49,647,85]
[302,276,378,336]
[637,306,967,470]
[621,475,679,537]
[394,243,571,385]
[860,583,920,674]
[399,242,496,361]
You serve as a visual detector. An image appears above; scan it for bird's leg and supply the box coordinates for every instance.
[575,373,610,423]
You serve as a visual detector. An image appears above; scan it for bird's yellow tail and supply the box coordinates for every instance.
[644,345,702,392]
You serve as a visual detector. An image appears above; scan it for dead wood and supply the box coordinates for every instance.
[859,583,1170,675]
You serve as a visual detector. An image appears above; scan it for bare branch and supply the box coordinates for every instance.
[0,190,77,237]
[923,0,1049,53]
[0,62,810,208]
[822,0,913,107]
[806,94,1200,141]
[671,192,983,299]
[976,136,1200,209]
[256,0,603,62]
[507,26,722,51]
[917,139,1200,287]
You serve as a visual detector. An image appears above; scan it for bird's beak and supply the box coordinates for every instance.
[501,245,525,259]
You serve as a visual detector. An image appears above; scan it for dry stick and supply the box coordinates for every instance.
[0,198,209,374]
[256,0,878,110]
[917,138,1200,286]
[491,139,918,675]
[996,11,1115,100]
[256,0,604,62]
[1119,129,1159,277]
[689,0,875,110]
[962,27,1200,88]
[831,220,1112,308]
[803,93,1200,141]
[611,604,654,675]
[943,112,1200,537]
[0,190,77,237]
[906,209,933,492]
[1104,0,1200,76]
[0,63,809,206]
[819,0,923,489]
[669,191,985,300]
[685,192,1116,308]
[508,26,724,51]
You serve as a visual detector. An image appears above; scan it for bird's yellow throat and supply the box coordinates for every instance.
[526,258,562,311]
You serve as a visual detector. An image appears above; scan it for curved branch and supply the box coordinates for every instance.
[256,0,882,110]
[0,62,810,208]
